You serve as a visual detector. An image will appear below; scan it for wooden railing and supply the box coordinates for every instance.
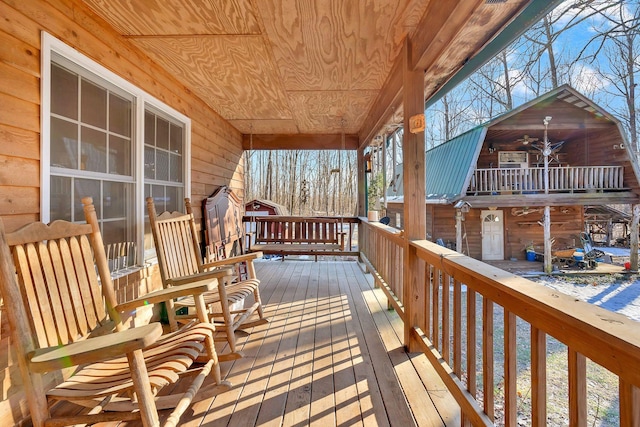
[359,220,405,315]
[469,166,625,195]
[358,225,640,426]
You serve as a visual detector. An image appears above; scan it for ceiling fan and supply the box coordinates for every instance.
[515,134,539,145]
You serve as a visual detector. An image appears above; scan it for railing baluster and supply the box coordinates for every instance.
[467,288,477,397]
[432,266,440,350]
[531,326,547,426]
[453,279,462,376]
[424,263,435,342]
[442,271,450,364]
[505,310,517,425]
[619,379,640,426]
[568,348,587,427]
[483,298,494,421]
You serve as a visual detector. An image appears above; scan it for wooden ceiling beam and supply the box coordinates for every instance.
[241,134,359,150]
[358,0,485,148]
[357,57,403,150]
[410,1,484,72]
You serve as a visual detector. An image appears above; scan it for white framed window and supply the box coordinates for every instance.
[41,32,191,272]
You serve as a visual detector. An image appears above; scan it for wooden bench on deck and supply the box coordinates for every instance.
[247,216,347,260]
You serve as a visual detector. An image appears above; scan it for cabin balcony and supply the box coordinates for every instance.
[467,166,625,196]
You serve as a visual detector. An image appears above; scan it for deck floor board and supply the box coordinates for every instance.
[96,260,458,427]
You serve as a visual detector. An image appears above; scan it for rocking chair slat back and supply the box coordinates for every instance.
[151,212,202,280]
[9,222,108,348]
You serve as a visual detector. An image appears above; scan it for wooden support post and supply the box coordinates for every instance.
[631,204,639,271]
[401,37,426,352]
[543,206,552,273]
[455,210,463,254]
[357,146,366,218]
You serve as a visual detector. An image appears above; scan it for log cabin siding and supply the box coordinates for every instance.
[0,0,244,423]
[387,202,585,261]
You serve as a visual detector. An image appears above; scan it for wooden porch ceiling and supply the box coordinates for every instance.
[82,0,532,149]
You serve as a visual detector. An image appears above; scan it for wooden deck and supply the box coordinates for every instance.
[167,260,459,427]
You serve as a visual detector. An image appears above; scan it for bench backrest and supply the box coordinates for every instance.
[254,217,341,245]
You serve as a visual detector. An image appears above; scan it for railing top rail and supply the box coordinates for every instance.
[409,239,640,387]
[361,220,405,246]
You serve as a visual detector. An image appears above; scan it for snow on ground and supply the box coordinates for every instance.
[530,274,640,322]
[528,246,640,322]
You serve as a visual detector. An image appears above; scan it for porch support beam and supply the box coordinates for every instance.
[543,206,552,274]
[241,134,358,150]
[631,204,639,271]
[357,146,366,217]
[401,37,427,353]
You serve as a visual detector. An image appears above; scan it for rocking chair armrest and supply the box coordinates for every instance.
[28,323,163,373]
[115,274,229,313]
[167,267,233,287]
[202,252,263,269]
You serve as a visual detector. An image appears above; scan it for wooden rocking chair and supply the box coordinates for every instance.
[146,197,268,361]
[0,198,231,427]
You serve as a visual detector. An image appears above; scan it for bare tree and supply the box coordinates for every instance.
[584,1,640,151]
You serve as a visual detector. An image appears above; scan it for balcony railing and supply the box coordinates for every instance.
[468,166,625,195]
[358,221,640,425]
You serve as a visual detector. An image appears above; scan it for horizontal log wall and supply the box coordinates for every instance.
[0,0,244,424]
[387,203,584,260]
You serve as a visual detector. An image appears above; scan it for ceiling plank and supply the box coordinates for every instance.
[242,134,358,150]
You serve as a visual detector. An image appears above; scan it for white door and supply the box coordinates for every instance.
[481,210,504,261]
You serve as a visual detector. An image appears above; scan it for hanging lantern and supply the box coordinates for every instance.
[364,153,372,173]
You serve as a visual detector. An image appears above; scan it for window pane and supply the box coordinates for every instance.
[165,186,181,212]
[145,111,155,145]
[50,176,72,221]
[51,117,78,169]
[74,178,100,221]
[80,126,107,172]
[170,123,183,154]
[151,185,166,212]
[81,79,107,128]
[109,135,131,176]
[156,117,169,150]
[144,145,155,179]
[109,93,131,137]
[156,150,169,181]
[51,64,78,119]
[170,153,182,183]
[102,219,127,247]
[103,181,128,219]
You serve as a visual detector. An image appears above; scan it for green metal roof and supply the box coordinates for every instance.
[425,126,486,201]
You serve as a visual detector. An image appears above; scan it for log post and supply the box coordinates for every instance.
[401,37,426,352]
[631,204,639,271]
[357,146,366,218]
